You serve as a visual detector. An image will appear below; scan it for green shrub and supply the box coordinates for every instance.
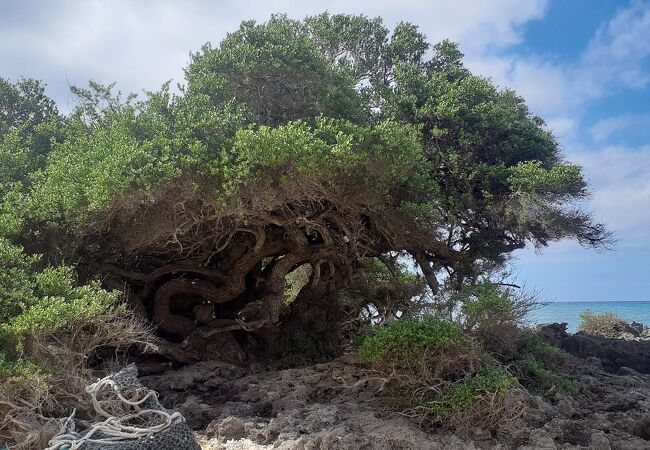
[427,366,518,416]
[0,352,39,380]
[449,282,545,359]
[357,316,477,379]
[579,310,626,338]
[513,356,579,397]
[0,238,38,322]
[517,329,568,366]
[459,283,514,332]
[507,330,577,397]
[0,240,154,448]
[412,366,523,432]
[340,257,428,326]
[356,316,525,434]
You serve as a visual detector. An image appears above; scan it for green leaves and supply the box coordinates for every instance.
[427,366,517,416]
[0,238,38,322]
[186,15,366,126]
[357,316,472,368]
[0,77,58,137]
[0,234,122,367]
[3,285,119,340]
[509,160,587,199]
[578,310,627,338]
[29,114,169,221]
[219,118,426,208]
[457,282,514,332]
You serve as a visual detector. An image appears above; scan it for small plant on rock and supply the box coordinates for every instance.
[578,310,626,338]
[508,330,578,397]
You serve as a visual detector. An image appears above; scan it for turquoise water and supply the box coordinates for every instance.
[528,301,650,332]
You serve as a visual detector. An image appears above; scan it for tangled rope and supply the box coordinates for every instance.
[44,366,197,450]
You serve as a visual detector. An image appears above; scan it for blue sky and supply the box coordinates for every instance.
[1,0,649,301]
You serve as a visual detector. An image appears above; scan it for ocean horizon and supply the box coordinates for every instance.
[527,301,650,333]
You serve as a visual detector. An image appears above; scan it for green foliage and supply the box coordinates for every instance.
[508,330,578,397]
[356,315,523,432]
[0,78,61,195]
[0,352,39,380]
[0,238,39,321]
[425,366,518,417]
[516,329,568,366]
[357,316,472,369]
[0,14,607,290]
[0,229,152,446]
[509,160,587,199]
[0,77,58,136]
[514,355,579,397]
[0,236,122,366]
[186,14,365,126]
[24,108,428,245]
[578,310,626,338]
[457,282,514,331]
[3,284,119,343]
[355,312,576,432]
[437,282,544,364]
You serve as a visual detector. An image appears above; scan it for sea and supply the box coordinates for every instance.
[527,301,650,333]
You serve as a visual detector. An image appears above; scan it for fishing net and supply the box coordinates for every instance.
[45,365,200,450]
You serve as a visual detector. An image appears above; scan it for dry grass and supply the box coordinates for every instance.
[0,307,155,449]
[401,367,525,435]
[429,387,525,434]
[578,310,626,338]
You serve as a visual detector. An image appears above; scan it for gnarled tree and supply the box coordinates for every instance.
[3,14,609,362]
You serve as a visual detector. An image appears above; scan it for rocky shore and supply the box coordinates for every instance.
[538,322,650,374]
[140,324,650,449]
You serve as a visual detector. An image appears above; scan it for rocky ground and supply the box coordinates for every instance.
[139,325,650,450]
[539,322,650,374]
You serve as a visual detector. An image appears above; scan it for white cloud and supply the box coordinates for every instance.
[580,0,650,95]
[467,1,650,121]
[545,116,578,141]
[0,0,548,108]
[588,114,650,142]
[570,145,650,247]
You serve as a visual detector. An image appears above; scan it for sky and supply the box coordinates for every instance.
[1,0,649,302]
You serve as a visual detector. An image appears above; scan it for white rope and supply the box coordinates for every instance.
[86,376,160,419]
[45,371,184,450]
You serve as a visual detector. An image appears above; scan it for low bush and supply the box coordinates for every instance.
[0,239,155,449]
[512,356,579,397]
[458,283,515,332]
[417,366,523,431]
[578,310,626,338]
[507,330,577,397]
[354,292,578,434]
[357,316,480,380]
[356,316,524,434]
[451,283,576,398]
[450,282,545,358]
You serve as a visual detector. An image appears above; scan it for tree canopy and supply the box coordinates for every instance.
[0,13,608,359]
